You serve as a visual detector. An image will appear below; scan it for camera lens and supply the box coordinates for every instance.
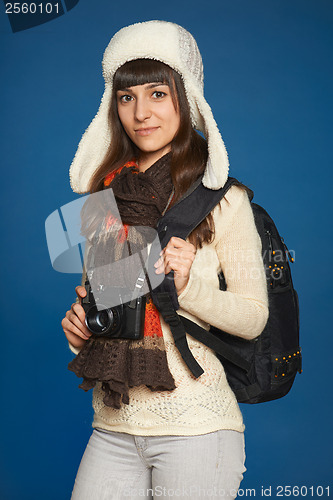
[85,304,119,336]
[95,309,110,329]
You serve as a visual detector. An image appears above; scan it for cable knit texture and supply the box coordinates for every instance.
[69,185,268,436]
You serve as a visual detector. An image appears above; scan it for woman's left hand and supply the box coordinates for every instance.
[154,236,196,295]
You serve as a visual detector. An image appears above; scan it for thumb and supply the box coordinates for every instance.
[75,285,87,299]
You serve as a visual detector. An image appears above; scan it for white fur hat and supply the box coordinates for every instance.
[69,20,229,193]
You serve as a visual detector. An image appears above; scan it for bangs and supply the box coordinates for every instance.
[113,59,175,91]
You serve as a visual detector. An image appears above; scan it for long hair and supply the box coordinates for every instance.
[89,59,214,248]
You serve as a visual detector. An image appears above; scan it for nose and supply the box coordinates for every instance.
[134,96,152,122]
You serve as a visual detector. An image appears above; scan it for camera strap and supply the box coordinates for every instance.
[128,262,147,308]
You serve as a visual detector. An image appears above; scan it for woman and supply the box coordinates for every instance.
[62,21,269,499]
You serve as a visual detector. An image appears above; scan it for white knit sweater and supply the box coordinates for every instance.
[69,185,269,436]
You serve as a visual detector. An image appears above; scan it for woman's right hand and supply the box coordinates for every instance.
[61,286,92,349]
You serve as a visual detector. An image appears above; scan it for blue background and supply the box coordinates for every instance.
[1,0,332,498]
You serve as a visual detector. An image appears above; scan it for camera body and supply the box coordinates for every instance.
[81,278,146,340]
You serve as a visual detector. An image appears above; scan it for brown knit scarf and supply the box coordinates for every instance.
[68,153,177,409]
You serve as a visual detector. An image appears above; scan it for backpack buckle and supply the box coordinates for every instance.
[163,312,182,328]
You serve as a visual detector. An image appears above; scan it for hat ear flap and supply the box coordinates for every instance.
[69,85,113,193]
[191,90,229,190]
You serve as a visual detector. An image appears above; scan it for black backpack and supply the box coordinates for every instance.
[150,177,302,404]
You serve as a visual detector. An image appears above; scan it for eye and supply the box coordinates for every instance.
[118,94,133,103]
[152,91,167,99]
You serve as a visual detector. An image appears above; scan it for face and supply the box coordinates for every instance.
[116,82,180,171]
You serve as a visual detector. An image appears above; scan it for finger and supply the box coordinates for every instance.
[163,243,196,261]
[75,285,87,299]
[168,237,196,252]
[155,243,196,275]
[154,254,166,272]
[163,251,196,273]
[62,316,91,340]
[67,305,89,333]
[154,255,164,268]
[156,254,191,275]
[154,260,166,275]
[163,247,196,262]
[66,313,91,339]
[70,303,89,328]
[164,259,190,277]
[159,251,194,275]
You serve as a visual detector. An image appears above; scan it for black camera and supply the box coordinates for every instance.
[81,277,146,339]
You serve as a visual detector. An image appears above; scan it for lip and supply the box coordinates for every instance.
[135,127,159,136]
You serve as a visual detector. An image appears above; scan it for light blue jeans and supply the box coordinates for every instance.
[71,428,246,499]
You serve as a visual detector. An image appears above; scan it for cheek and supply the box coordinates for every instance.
[175,113,181,132]
[171,104,181,131]
[158,99,180,129]
[171,112,180,135]
[163,107,180,134]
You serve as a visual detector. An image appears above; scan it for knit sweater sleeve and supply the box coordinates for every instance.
[177,185,269,340]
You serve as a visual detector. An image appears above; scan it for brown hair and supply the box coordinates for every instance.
[89,59,214,248]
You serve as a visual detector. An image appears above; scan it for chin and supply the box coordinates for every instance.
[136,143,166,153]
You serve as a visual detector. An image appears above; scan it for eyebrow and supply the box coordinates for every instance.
[117,82,168,92]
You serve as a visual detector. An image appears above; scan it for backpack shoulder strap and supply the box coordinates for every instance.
[150,176,240,378]
[156,176,239,249]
